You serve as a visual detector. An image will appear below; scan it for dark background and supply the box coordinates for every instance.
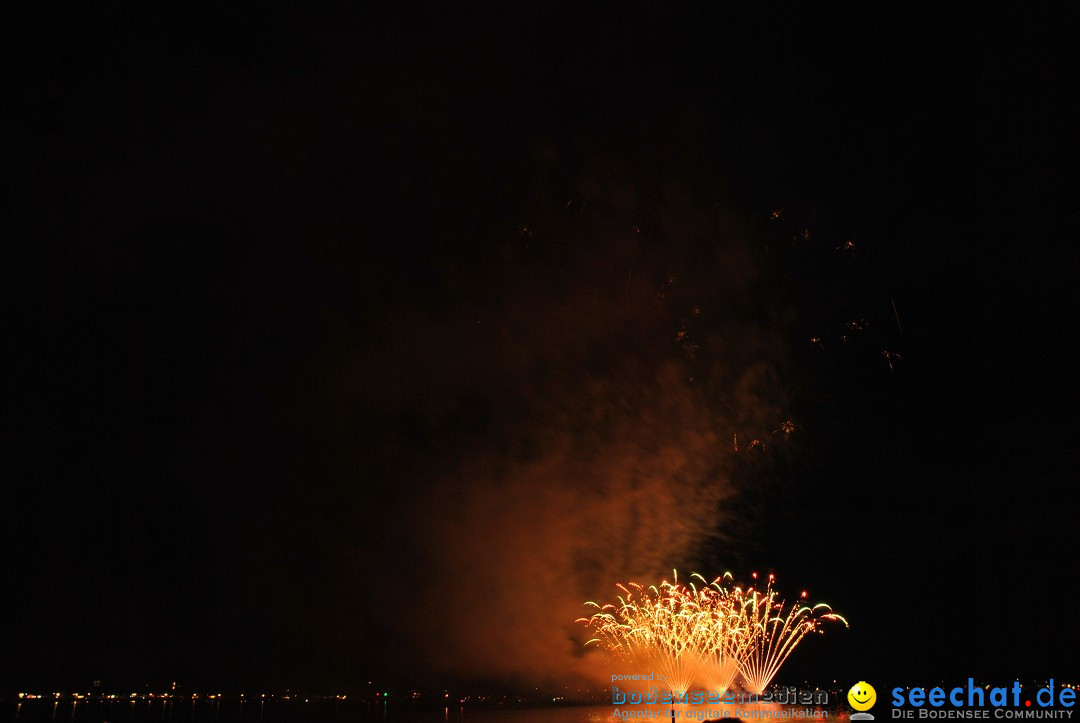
[5,4,1078,694]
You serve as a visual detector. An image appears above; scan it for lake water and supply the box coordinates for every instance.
[8,699,845,723]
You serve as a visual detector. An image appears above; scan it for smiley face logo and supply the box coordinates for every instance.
[848,681,876,711]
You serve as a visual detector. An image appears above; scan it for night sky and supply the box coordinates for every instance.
[6,4,1078,695]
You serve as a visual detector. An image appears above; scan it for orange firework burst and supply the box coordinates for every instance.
[578,570,846,695]
[578,572,711,694]
[733,575,848,694]
[687,572,746,696]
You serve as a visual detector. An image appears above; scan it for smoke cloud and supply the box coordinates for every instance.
[329,160,794,687]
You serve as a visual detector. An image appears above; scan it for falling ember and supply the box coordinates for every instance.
[577,571,847,695]
[891,297,903,334]
[881,349,902,374]
[836,239,857,256]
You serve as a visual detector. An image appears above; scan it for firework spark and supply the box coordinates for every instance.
[773,419,798,440]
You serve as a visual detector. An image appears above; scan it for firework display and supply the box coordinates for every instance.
[578,571,847,695]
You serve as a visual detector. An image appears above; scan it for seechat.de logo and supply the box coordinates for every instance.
[850,681,878,721]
